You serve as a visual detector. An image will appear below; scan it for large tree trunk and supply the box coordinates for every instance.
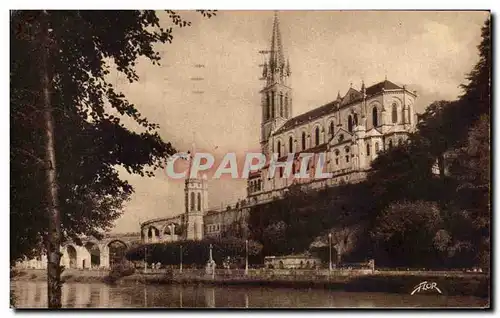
[40,11,62,308]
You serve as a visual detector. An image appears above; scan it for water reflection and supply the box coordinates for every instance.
[11,281,488,309]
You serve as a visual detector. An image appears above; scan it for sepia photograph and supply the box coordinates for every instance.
[9,8,491,309]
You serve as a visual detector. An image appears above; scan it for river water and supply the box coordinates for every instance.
[11,281,488,308]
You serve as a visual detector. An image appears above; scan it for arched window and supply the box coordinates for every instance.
[354,113,358,126]
[348,115,353,132]
[335,150,340,165]
[285,95,289,117]
[375,142,380,153]
[389,139,393,148]
[315,126,320,146]
[372,107,379,127]
[302,132,306,150]
[280,93,284,117]
[345,147,350,163]
[271,91,275,118]
[392,103,398,123]
[277,141,281,158]
[398,138,403,145]
[366,143,370,156]
[266,93,271,120]
[190,192,195,211]
[289,136,293,153]
[197,193,201,211]
[329,121,334,135]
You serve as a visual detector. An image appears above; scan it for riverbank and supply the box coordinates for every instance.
[12,268,489,299]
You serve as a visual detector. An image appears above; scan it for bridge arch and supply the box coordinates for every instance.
[146,226,161,243]
[66,244,78,269]
[161,222,182,242]
[107,239,128,268]
[84,241,101,268]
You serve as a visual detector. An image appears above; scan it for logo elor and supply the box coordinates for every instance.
[411,281,443,295]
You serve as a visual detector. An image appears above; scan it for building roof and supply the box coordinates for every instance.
[273,101,338,135]
[273,80,404,136]
[365,80,402,95]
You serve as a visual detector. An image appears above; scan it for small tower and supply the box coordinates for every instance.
[260,11,292,156]
[184,142,208,241]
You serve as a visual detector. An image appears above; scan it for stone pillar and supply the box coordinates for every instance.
[80,246,91,269]
[196,220,203,240]
[151,229,157,243]
[100,245,110,269]
[78,246,85,269]
[170,224,175,241]
[60,246,69,269]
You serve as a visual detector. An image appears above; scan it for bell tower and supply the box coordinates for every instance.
[260,11,292,155]
[184,139,208,241]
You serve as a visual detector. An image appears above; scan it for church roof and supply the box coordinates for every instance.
[273,101,339,135]
[272,80,404,136]
[365,80,402,95]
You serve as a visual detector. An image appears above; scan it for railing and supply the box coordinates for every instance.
[138,267,374,279]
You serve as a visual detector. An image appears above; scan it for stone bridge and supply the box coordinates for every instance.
[17,233,141,270]
[141,214,184,243]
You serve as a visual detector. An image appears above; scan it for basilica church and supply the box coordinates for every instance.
[140,12,418,243]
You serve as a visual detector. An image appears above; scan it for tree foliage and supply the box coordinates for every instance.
[371,201,444,267]
[248,182,373,258]
[10,10,216,263]
[365,17,491,268]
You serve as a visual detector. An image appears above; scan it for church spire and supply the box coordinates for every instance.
[267,11,287,85]
[259,11,292,155]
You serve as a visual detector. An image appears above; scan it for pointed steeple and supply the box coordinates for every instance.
[259,11,293,155]
[270,11,285,68]
[336,91,342,101]
[267,11,287,84]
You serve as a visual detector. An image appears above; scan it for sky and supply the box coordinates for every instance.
[110,10,489,233]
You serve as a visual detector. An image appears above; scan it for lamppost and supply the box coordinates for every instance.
[180,245,183,274]
[328,233,332,271]
[245,239,249,275]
